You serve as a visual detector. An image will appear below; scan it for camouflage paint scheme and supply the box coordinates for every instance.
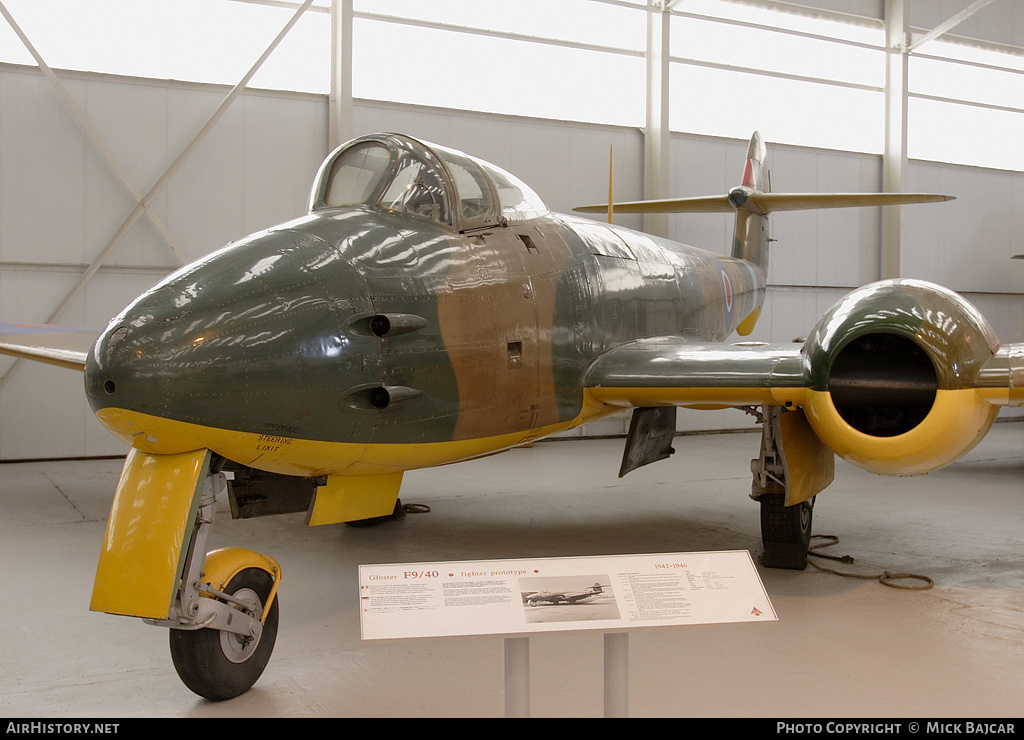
[78,133,1021,487]
[82,134,764,477]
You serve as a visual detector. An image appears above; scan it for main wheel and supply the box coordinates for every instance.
[169,568,279,701]
[760,494,814,570]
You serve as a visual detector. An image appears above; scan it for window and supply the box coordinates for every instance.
[322,142,391,206]
[0,0,331,93]
[433,146,498,230]
[475,159,548,222]
[909,40,1024,171]
[378,151,450,225]
[668,1,886,154]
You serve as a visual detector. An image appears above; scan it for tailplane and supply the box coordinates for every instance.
[572,130,954,335]
[573,131,954,267]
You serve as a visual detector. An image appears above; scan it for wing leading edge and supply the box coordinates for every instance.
[0,323,96,371]
[585,338,807,410]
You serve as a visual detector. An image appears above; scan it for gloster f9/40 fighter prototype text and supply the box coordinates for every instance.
[1,132,1021,700]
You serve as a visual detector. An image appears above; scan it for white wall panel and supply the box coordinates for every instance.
[0,65,327,459]
[906,160,1024,295]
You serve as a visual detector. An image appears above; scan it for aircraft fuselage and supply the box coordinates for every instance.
[85,203,762,477]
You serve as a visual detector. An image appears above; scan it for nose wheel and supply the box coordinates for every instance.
[169,567,280,701]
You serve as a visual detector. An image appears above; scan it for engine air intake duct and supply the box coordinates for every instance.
[800,279,1000,476]
[828,333,937,437]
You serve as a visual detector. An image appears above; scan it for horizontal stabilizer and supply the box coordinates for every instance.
[574,192,954,215]
[0,322,96,371]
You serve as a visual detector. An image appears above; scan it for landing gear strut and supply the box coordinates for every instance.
[146,468,282,700]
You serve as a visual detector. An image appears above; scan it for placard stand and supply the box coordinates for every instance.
[504,632,628,717]
[604,633,628,718]
[504,637,530,717]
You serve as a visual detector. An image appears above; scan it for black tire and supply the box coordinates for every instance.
[760,494,814,570]
[169,568,279,701]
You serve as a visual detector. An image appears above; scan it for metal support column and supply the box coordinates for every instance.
[881,0,909,280]
[644,0,672,239]
[329,0,354,151]
[504,637,530,718]
[603,633,629,718]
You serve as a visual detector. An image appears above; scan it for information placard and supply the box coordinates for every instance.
[359,550,775,640]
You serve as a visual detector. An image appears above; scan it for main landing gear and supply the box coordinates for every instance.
[146,468,282,701]
[751,406,826,570]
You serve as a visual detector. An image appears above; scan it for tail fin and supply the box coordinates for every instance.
[731,131,769,272]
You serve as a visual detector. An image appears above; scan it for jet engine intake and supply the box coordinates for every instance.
[800,279,1000,476]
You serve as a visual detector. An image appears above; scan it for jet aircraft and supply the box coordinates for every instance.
[524,583,608,606]
[1,131,1022,701]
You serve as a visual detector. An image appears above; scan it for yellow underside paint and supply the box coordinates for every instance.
[307,472,404,525]
[736,307,761,336]
[976,386,1024,407]
[585,385,1004,477]
[202,547,282,624]
[91,448,211,619]
[95,399,615,479]
[802,388,999,476]
[586,385,806,409]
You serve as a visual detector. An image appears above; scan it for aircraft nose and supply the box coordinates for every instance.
[85,226,379,447]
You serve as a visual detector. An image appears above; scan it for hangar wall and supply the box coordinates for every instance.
[1,46,1022,459]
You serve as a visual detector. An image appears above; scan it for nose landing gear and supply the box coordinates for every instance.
[169,565,280,701]
[141,463,283,701]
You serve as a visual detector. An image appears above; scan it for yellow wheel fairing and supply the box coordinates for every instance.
[802,388,998,476]
[202,547,282,624]
[777,408,835,506]
[91,448,211,619]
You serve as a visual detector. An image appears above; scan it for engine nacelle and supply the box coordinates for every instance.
[801,279,1000,476]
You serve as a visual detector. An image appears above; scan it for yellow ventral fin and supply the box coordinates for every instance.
[305,472,404,526]
[736,307,761,336]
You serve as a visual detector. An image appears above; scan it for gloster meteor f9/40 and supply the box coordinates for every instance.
[2,132,1022,700]
[524,583,609,607]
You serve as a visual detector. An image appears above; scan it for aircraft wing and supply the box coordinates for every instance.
[585,338,807,409]
[0,322,97,371]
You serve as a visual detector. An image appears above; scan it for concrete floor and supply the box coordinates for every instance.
[1,420,1022,718]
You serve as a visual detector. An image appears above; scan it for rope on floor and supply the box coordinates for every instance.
[807,535,934,590]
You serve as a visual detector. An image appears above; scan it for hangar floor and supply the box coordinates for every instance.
[2,420,1023,718]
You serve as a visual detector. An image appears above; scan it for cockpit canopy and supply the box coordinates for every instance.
[308,133,547,230]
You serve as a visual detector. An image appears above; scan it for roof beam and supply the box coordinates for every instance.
[908,0,1001,52]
